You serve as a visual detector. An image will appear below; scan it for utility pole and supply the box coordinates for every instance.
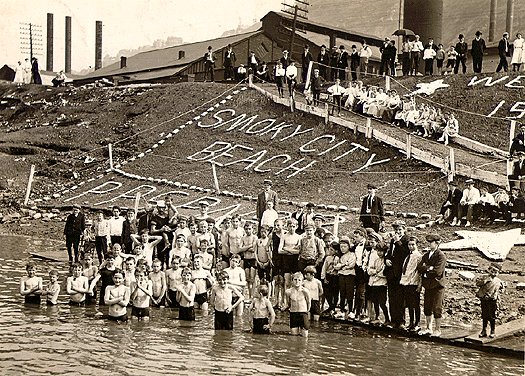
[281,0,309,59]
[20,22,43,61]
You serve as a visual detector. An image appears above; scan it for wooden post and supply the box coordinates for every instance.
[449,147,456,179]
[365,117,372,138]
[507,159,513,190]
[509,120,516,152]
[248,73,253,87]
[333,212,340,238]
[210,162,220,192]
[406,133,412,159]
[108,143,113,170]
[324,102,329,124]
[304,61,314,91]
[23,165,35,206]
[385,75,391,91]
[134,192,140,216]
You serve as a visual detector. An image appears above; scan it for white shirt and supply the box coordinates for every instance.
[261,208,279,228]
[108,216,125,237]
[285,65,297,79]
[328,84,344,96]
[359,46,372,58]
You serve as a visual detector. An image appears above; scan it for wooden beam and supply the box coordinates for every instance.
[464,317,525,344]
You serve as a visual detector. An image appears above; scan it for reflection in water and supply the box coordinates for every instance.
[0,235,522,375]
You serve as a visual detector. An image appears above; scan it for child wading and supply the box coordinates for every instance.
[209,270,244,330]
[283,272,311,337]
[249,285,275,334]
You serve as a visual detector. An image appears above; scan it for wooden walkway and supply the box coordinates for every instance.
[325,316,524,359]
[250,82,509,187]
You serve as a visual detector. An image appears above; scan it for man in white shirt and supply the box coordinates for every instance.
[411,35,424,75]
[285,61,298,98]
[358,40,372,78]
[327,78,345,115]
[458,179,480,227]
[109,206,126,245]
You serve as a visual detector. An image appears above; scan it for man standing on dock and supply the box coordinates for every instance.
[64,204,86,264]
[418,234,446,337]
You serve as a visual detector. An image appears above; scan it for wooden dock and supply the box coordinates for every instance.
[324,316,524,359]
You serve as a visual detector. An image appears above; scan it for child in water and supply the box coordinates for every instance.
[105,269,130,322]
[249,285,275,334]
[20,262,43,305]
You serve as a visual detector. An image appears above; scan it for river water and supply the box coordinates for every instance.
[0,234,523,376]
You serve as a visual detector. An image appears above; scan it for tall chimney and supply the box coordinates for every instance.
[120,56,127,69]
[95,21,102,70]
[46,13,53,71]
[489,0,497,42]
[65,16,71,74]
[506,0,514,37]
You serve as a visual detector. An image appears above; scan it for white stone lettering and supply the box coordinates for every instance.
[187,142,231,161]
[64,181,123,202]
[95,185,157,206]
[468,76,509,87]
[275,158,317,178]
[208,144,253,166]
[197,109,235,128]
[299,135,336,153]
[254,154,291,173]
[280,124,314,141]
[505,75,525,89]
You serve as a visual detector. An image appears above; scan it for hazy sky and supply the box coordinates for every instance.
[0,0,282,71]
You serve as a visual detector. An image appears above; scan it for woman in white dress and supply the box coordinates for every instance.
[13,61,24,85]
[511,33,524,72]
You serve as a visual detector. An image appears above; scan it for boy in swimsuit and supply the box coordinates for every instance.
[223,254,246,316]
[303,265,323,321]
[176,267,197,320]
[240,221,258,301]
[149,258,167,307]
[67,263,89,306]
[209,270,244,330]
[105,269,130,322]
[165,257,182,308]
[44,270,60,306]
[192,254,214,312]
[131,267,152,320]
[20,261,43,305]
[82,253,98,305]
[255,225,272,291]
[249,285,275,334]
[283,272,311,337]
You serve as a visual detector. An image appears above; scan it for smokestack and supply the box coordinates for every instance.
[506,0,514,38]
[179,50,185,59]
[489,0,497,42]
[46,13,53,71]
[95,21,102,70]
[120,56,127,69]
[65,16,71,74]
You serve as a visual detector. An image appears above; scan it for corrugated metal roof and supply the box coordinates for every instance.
[79,30,263,80]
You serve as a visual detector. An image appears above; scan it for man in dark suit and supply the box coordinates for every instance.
[256,179,278,233]
[330,46,340,81]
[509,151,525,191]
[438,180,463,225]
[203,46,216,82]
[302,45,313,83]
[496,32,511,73]
[359,183,384,233]
[223,44,236,80]
[454,34,468,74]
[280,50,290,70]
[379,38,391,76]
[418,234,447,337]
[471,31,487,73]
[64,204,86,263]
[504,186,525,223]
[291,201,307,235]
[509,124,525,157]
[337,45,349,81]
[385,220,410,328]
[317,44,330,80]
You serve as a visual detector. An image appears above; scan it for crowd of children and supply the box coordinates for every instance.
[20,198,504,339]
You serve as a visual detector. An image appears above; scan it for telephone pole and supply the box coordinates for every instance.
[20,22,43,61]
